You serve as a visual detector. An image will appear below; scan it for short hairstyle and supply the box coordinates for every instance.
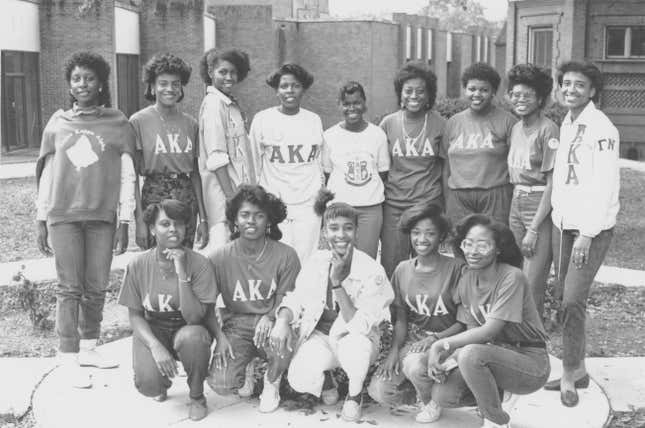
[338,81,366,103]
[225,185,287,241]
[314,189,358,226]
[452,214,523,268]
[199,48,251,85]
[142,53,192,102]
[393,60,438,110]
[266,63,314,90]
[556,61,603,103]
[461,62,501,92]
[507,63,553,108]
[63,51,112,108]
[399,203,451,242]
[143,199,192,227]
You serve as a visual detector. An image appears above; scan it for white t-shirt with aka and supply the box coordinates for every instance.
[322,122,390,206]
[251,107,324,206]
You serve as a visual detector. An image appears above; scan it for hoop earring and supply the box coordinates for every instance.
[233,224,239,233]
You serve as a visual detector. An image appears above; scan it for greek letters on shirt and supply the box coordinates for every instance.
[153,133,194,155]
[391,137,436,157]
[267,144,320,164]
[231,279,278,302]
[508,138,532,170]
[468,303,492,326]
[404,293,450,317]
[448,132,495,152]
[142,293,176,312]
[344,151,374,186]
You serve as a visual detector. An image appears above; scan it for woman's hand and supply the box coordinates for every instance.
[36,221,53,256]
[150,342,178,378]
[195,221,209,250]
[269,318,293,357]
[572,234,592,269]
[212,333,235,370]
[521,229,538,258]
[376,349,399,380]
[114,223,129,255]
[427,341,447,382]
[135,218,149,250]
[330,244,353,286]
[253,315,273,348]
[409,335,438,354]
[164,248,188,280]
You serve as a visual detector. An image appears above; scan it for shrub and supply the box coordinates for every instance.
[12,267,54,331]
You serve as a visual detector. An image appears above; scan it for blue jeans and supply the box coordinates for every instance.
[354,204,383,259]
[508,189,553,315]
[207,313,292,394]
[433,344,550,425]
[552,227,613,370]
[49,221,115,353]
[446,184,513,226]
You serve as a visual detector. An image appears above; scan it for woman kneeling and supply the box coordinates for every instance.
[427,215,550,428]
[271,196,394,422]
[118,200,217,421]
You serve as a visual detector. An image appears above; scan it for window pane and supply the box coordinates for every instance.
[607,27,626,56]
[631,27,645,56]
[532,29,552,68]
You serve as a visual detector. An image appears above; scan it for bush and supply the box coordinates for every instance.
[12,267,54,331]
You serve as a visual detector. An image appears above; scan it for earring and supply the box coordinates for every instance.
[233,224,239,233]
[266,224,272,236]
[98,87,102,93]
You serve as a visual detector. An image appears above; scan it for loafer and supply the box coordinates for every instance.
[189,396,208,421]
[561,389,579,407]
[544,374,590,391]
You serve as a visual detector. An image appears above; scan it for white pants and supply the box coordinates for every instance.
[281,202,321,263]
[288,330,378,397]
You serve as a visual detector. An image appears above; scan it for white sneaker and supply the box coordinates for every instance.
[78,340,119,369]
[341,397,362,422]
[258,373,281,413]
[482,418,511,428]
[58,352,92,389]
[415,400,442,423]
[238,359,256,398]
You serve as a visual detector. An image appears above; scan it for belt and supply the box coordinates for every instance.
[146,172,191,180]
[498,341,546,349]
[515,184,545,193]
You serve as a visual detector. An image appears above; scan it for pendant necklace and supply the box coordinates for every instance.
[401,110,428,147]
[156,249,176,280]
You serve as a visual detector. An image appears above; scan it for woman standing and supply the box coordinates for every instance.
[198,48,257,251]
[250,63,324,262]
[206,185,301,413]
[367,204,463,424]
[35,51,136,387]
[442,62,517,226]
[544,61,619,407]
[322,81,389,259]
[380,61,446,278]
[506,64,559,316]
[131,53,208,250]
[118,200,218,421]
[428,215,550,428]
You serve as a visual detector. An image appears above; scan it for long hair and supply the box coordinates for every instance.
[452,214,523,268]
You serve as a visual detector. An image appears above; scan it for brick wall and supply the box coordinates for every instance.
[39,0,116,123]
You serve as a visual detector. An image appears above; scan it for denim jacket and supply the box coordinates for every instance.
[278,248,393,349]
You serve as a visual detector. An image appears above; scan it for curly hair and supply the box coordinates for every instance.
[556,61,603,103]
[64,51,112,108]
[393,60,438,110]
[142,53,192,102]
[338,81,366,103]
[507,63,553,108]
[399,203,451,242]
[313,188,358,227]
[452,214,523,268]
[143,199,192,227]
[461,62,501,92]
[266,63,314,90]
[199,48,251,85]
[226,185,287,241]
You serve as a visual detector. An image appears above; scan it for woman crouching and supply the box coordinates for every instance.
[118,199,217,421]
[270,192,394,422]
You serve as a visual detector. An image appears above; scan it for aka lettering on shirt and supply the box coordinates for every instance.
[142,293,175,312]
[448,132,495,152]
[469,303,492,326]
[404,293,450,317]
[267,144,320,164]
[154,133,194,155]
[391,137,435,157]
[231,279,278,302]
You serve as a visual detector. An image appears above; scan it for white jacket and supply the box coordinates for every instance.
[551,102,620,237]
[278,248,393,349]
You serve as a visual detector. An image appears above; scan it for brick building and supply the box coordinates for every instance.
[0,0,496,154]
[506,0,645,158]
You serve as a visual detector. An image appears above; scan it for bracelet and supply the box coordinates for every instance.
[526,227,538,235]
[178,277,191,284]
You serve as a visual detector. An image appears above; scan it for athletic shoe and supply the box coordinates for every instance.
[58,352,92,389]
[258,373,281,413]
[481,418,511,428]
[415,400,442,423]
[322,386,339,406]
[341,395,363,422]
[78,339,119,369]
[238,359,256,398]
[188,396,208,421]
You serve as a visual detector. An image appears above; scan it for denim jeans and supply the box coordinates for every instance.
[552,226,613,370]
[433,344,550,425]
[354,204,383,259]
[367,342,437,407]
[207,313,291,395]
[49,221,115,353]
[508,189,553,315]
[446,184,513,226]
[133,322,212,399]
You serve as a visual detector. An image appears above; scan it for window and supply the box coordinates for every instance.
[606,26,645,58]
[529,27,553,69]
[116,54,140,119]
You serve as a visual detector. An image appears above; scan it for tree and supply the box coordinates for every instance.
[419,0,501,33]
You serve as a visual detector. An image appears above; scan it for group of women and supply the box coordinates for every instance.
[35,47,620,428]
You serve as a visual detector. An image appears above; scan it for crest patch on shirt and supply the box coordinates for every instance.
[547,138,559,150]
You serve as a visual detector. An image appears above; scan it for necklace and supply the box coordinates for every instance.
[238,238,268,264]
[156,249,176,280]
[401,110,428,147]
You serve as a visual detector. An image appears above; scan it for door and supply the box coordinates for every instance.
[2,75,28,151]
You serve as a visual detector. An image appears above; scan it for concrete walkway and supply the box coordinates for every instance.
[29,337,610,428]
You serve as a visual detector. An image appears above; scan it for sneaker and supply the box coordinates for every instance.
[58,352,92,389]
[188,396,208,421]
[341,395,363,422]
[415,400,442,423]
[238,359,256,398]
[258,374,281,413]
[79,340,119,369]
[321,386,339,406]
[482,418,511,428]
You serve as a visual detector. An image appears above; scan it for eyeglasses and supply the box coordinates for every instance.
[460,239,493,254]
[509,91,537,101]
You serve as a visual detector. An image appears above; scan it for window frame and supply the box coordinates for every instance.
[528,26,553,70]
[605,25,645,59]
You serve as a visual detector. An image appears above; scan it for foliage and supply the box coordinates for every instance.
[419,0,502,33]
[11,267,54,331]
